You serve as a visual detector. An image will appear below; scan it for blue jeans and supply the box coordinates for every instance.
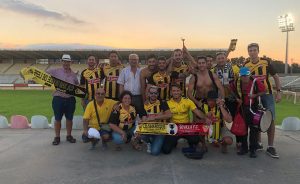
[112,127,135,145]
[142,135,165,156]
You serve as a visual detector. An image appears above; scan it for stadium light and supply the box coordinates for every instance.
[278,14,295,74]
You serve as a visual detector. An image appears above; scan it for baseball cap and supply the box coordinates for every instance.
[207,90,218,99]
[61,54,72,61]
[239,67,250,76]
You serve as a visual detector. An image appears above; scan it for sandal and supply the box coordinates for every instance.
[52,137,60,145]
[131,138,142,151]
[66,135,76,143]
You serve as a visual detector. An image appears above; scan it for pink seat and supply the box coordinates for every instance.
[10,115,30,129]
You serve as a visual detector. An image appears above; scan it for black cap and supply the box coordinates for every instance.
[207,90,218,99]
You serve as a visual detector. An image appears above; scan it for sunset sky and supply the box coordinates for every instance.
[0,0,299,63]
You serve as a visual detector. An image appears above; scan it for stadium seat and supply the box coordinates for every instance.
[0,115,9,128]
[50,116,66,129]
[10,115,30,129]
[281,117,300,131]
[72,115,83,130]
[31,115,49,129]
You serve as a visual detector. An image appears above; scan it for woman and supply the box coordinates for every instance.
[108,90,140,150]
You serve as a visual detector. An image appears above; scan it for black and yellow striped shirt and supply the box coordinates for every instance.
[142,100,169,122]
[108,104,136,130]
[80,68,104,101]
[170,64,188,97]
[148,72,171,100]
[103,64,124,100]
[244,58,276,94]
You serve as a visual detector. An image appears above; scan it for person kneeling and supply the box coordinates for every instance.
[109,91,141,151]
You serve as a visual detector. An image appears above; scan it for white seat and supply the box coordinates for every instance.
[281,117,300,131]
[0,115,9,128]
[31,115,49,129]
[72,115,83,130]
[50,116,66,129]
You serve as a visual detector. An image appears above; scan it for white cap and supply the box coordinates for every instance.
[61,54,71,61]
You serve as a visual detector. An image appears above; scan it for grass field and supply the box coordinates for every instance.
[0,90,299,125]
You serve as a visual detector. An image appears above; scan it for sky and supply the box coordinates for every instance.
[0,0,299,63]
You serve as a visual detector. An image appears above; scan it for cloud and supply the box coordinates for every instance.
[0,0,86,24]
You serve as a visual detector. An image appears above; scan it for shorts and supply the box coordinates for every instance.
[260,94,275,120]
[221,127,233,138]
[52,96,76,121]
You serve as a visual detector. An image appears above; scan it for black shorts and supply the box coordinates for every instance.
[52,96,76,121]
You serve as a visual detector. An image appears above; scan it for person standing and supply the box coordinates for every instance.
[47,54,78,145]
[80,55,104,109]
[117,53,143,115]
[244,43,281,158]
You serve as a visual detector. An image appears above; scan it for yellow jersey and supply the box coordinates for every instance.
[167,98,196,123]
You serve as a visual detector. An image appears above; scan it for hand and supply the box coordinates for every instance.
[178,73,186,79]
[196,101,203,108]
[205,117,212,125]
[146,116,156,122]
[248,94,257,99]
[113,104,120,111]
[121,132,127,142]
[216,98,225,106]
[275,92,282,103]
[236,98,243,105]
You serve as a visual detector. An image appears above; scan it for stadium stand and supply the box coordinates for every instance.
[5,63,32,74]
[0,63,13,74]
[71,64,87,74]
[32,63,50,71]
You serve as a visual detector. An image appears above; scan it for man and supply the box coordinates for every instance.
[162,84,211,154]
[212,52,236,116]
[140,54,158,101]
[140,86,172,155]
[80,55,104,109]
[103,50,124,100]
[244,43,281,158]
[148,56,171,100]
[82,88,118,149]
[206,55,215,70]
[168,49,194,97]
[201,90,233,153]
[47,54,78,145]
[117,53,143,115]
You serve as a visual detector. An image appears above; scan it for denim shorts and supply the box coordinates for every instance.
[52,96,76,121]
[260,94,275,120]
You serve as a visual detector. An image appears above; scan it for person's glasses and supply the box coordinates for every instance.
[149,92,158,95]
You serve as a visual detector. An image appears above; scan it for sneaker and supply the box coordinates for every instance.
[266,147,279,158]
[146,143,151,153]
[249,150,257,158]
[66,135,76,143]
[256,142,263,151]
[102,140,108,150]
[89,142,96,150]
[52,137,60,145]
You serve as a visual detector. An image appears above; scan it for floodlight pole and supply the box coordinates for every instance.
[278,14,295,75]
[285,30,289,74]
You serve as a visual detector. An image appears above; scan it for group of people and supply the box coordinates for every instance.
[47,42,281,159]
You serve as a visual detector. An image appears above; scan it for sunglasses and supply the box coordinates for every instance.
[149,92,158,95]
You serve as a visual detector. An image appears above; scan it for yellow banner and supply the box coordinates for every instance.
[136,122,168,135]
[20,67,55,89]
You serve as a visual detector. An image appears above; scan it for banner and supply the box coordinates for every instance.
[136,122,209,136]
[20,67,86,98]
